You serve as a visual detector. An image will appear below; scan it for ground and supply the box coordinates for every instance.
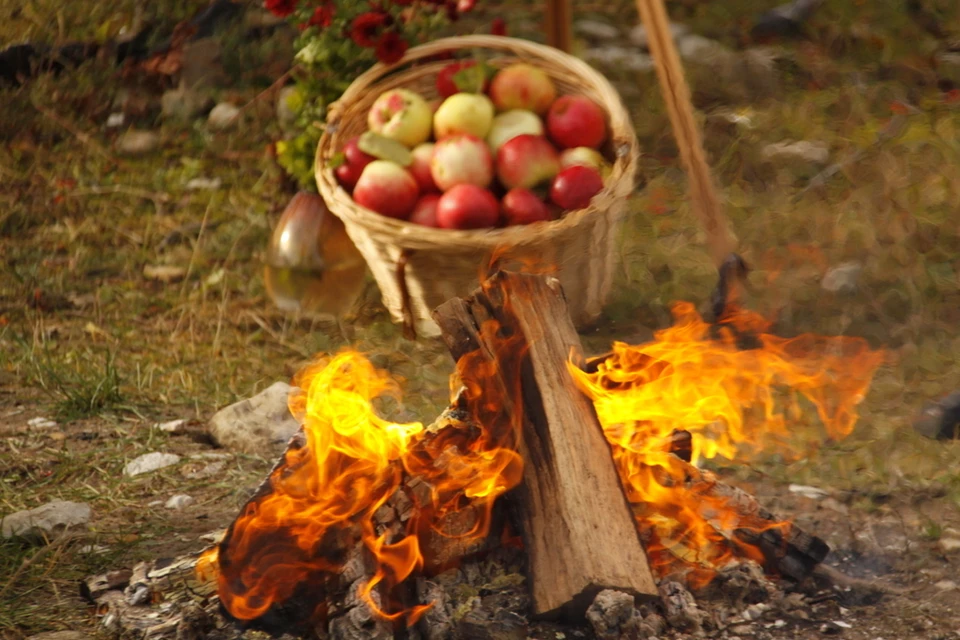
[2,0,960,638]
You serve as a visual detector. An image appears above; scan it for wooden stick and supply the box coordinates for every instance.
[433,272,658,619]
[545,0,574,53]
[634,0,736,266]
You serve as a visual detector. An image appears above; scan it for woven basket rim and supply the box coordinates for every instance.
[315,35,639,252]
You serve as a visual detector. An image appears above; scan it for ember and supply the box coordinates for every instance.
[209,274,884,632]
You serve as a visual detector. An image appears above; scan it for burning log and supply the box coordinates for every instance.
[432,271,659,619]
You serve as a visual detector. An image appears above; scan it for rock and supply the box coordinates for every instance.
[574,20,621,41]
[938,537,960,553]
[586,590,635,640]
[788,483,830,499]
[658,581,706,633]
[935,579,957,590]
[677,34,730,62]
[116,130,159,156]
[207,102,241,130]
[181,460,225,480]
[26,632,92,640]
[2,500,91,541]
[28,417,57,429]
[165,494,195,510]
[155,418,187,433]
[914,392,960,440]
[583,46,654,72]
[105,113,125,128]
[761,140,829,167]
[276,85,301,128]
[161,85,213,121]
[821,262,862,294]
[124,452,181,477]
[208,382,300,454]
[629,22,690,49]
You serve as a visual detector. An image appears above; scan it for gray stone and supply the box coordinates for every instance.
[165,494,195,510]
[629,22,690,49]
[276,85,300,128]
[26,632,91,640]
[761,140,830,167]
[185,177,222,191]
[938,538,960,553]
[208,382,301,454]
[116,130,160,156]
[821,262,862,294]
[207,102,241,130]
[155,418,186,433]
[935,579,957,591]
[161,85,213,121]
[583,46,654,73]
[124,452,181,477]
[2,500,91,541]
[574,19,620,41]
[586,590,635,640]
[27,417,57,429]
[677,34,731,63]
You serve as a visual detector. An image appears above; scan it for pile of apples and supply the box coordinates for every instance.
[333,60,612,230]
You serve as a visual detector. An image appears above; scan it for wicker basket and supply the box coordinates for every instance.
[316,35,638,338]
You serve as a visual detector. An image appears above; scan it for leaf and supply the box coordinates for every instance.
[143,264,187,283]
[328,151,346,170]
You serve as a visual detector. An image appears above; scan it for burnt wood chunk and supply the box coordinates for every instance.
[433,271,658,619]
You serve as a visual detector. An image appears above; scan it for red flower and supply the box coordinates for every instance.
[491,18,507,36]
[308,3,335,28]
[351,12,388,47]
[376,31,409,64]
[264,0,297,18]
[457,0,476,12]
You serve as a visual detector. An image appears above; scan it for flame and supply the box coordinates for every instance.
[215,345,523,628]
[569,302,885,586]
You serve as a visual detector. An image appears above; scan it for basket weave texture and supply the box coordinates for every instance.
[316,35,639,337]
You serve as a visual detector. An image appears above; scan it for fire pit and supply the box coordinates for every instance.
[84,272,886,640]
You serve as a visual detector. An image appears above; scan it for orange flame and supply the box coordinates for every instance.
[215,344,523,628]
[569,302,885,585]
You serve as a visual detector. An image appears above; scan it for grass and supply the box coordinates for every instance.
[2,0,960,637]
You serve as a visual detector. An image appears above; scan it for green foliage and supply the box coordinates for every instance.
[31,347,125,422]
[273,2,462,191]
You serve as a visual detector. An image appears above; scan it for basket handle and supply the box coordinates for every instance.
[335,35,572,115]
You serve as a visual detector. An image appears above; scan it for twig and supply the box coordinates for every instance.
[238,66,298,115]
[812,563,911,596]
[0,532,83,598]
[32,101,121,165]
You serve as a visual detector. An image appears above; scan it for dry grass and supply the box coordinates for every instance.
[2,0,960,638]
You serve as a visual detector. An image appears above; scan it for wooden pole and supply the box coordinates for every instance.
[634,0,737,266]
[545,0,574,53]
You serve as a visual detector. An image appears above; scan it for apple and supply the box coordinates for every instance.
[434,93,495,139]
[436,60,487,97]
[501,188,553,226]
[335,162,364,191]
[546,95,607,149]
[488,63,556,115]
[559,146,611,177]
[430,134,494,191]
[495,134,560,190]
[549,165,604,210]
[409,143,438,193]
[486,109,543,153]
[353,160,420,219]
[367,88,433,148]
[436,185,500,229]
[344,136,375,169]
[409,194,441,227]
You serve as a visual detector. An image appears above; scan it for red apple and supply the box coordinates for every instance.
[436,185,500,229]
[546,96,607,150]
[549,165,604,210]
[430,134,494,191]
[353,160,420,219]
[488,63,556,115]
[410,143,438,193]
[367,88,433,148]
[495,134,560,190]
[501,188,553,226]
[409,194,441,227]
[343,136,375,168]
[335,162,364,192]
[436,61,488,98]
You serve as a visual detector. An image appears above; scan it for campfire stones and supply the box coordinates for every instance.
[1,500,91,542]
[208,381,301,454]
